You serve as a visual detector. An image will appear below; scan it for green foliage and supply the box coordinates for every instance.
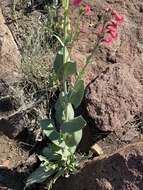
[69,80,85,108]
[64,62,77,79]
[26,1,87,189]
[54,47,70,80]
[26,166,56,187]
[40,119,60,145]
[61,116,86,133]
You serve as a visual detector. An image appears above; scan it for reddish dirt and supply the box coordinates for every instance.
[0,132,28,168]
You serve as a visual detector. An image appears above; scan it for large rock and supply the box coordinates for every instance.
[0,7,23,138]
[54,142,143,190]
[0,7,20,82]
[85,62,143,131]
[71,0,143,131]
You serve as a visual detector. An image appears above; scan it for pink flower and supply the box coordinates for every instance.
[107,25,118,39]
[85,4,91,16]
[107,25,117,33]
[110,20,118,27]
[102,37,113,45]
[97,9,124,46]
[115,15,124,24]
[110,31,118,39]
[97,25,104,34]
[73,0,82,7]
[112,10,124,24]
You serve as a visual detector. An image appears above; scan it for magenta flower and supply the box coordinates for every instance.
[107,25,117,32]
[85,4,91,16]
[73,0,82,7]
[97,25,104,34]
[102,37,113,45]
[107,25,118,39]
[97,8,124,45]
[115,15,124,24]
[112,10,124,24]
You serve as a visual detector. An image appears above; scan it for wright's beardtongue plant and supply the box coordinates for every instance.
[26,1,124,189]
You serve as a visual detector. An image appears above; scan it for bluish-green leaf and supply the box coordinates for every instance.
[65,102,74,121]
[26,165,56,187]
[42,147,61,161]
[54,47,70,80]
[64,62,77,79]
[55,96,66,125]
[69,80,84,108]
[61,116,86,133]
[64,130,82,153]
[53,48,64,80]
[55,102,74,124]
[40,119,60,145]
[55,92,74,124]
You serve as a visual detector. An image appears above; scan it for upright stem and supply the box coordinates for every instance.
[63,0,69,94]
[76,39,100,81]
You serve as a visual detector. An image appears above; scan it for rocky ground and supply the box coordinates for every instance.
[0,0,143,190]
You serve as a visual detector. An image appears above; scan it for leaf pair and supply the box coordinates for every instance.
[40,115,86,150]
[55,79,85,126]
[54,46,77,80]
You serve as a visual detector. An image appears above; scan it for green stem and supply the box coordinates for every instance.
[68,10,82,55]
[63,0,69,94]
[76,39,100,81]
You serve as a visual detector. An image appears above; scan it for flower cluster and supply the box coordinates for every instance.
[73,0,91,16]
[73,0,82,7]
[98,8,124,45]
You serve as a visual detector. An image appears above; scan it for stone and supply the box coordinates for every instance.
[85,63,143,131]
[0,7,21,82]
[90,143,104,156]
[0,113,26,138]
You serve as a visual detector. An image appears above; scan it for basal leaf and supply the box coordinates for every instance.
[42,147,61,161]
[26,165,56,187]
[40,119,60,145]
[48,168,65,190]
[61,116,86,133]
[64,130,82,153]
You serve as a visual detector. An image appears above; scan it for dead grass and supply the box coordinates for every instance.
[2,0,61,119]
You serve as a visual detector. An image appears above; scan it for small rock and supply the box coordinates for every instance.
[91,143,104,156]
[0,96,20,114]
[0,113,26,138]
